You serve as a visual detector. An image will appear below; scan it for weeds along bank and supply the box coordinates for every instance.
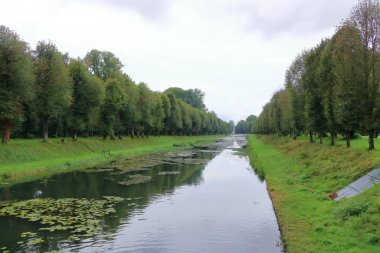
[0,135,219,187]
[247,135,380,253]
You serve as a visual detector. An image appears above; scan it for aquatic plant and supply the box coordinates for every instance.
[0,196,124,241]
[117,174,152,186]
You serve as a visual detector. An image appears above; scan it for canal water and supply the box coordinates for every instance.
[0,135,283,252]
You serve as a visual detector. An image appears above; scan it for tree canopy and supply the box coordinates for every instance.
[252,0,380,150]
[0,27,232,143]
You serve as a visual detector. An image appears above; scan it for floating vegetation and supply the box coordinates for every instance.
[158,171,182,176]
[80,167,118,173]
[0,196,124,241]
[118,174,152,186]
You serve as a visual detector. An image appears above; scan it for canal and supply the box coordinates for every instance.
[0,135,282,252]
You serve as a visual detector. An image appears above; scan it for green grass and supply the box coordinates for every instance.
[247,135,380,253]
[0,135,220,187]
[297,134,380,150]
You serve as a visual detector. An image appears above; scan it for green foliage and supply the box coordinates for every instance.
[101,78,126,137]
[165,87,206,111]
[0,25,231,143]
[68,59,105,136]
[236,115,257,134]
[0,26,34,122]
[84,49,123,80]
[252,1,380,150]
[33,41,72,140]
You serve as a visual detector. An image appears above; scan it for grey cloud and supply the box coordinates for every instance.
[229,0,357,37]
[93,0,173,19]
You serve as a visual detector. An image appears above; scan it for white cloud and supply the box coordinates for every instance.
[0,0,358,122]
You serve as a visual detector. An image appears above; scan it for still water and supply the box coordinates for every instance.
[0,135,282,253]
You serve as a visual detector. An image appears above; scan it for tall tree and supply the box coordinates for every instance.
[349,0,380,149]
[285,53,306,139]
[33,41,72,141]
[167,94,182,135]
[0,26,34,144]
[68,59,104,140]
[84,50,123,80]
[100,78,125,139]
[302,42,328,143]
[320,38,338,145]
[137,82,154,136]
[332,24,366,147]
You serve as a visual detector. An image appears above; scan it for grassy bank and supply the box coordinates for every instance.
[0,135,220,187]
[247,135,380,253]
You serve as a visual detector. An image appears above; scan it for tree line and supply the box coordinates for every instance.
[235,115,257,134]
[253,0,380,150]
[0,26,232,144]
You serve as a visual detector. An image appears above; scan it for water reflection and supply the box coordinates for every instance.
[0,136,282,253]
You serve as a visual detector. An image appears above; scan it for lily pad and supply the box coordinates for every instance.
[117,174,152,186]
[0,196,124,242]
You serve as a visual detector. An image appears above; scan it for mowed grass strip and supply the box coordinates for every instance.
[0,135,219,186]
[247,135,380,253]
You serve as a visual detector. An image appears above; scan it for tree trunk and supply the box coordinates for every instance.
[346,131,351,148]
[110,130,116,140]
[319,132,323,144]
[72,130,77,141]
[369,130,375,150]
[1,119,12,144]
[330,133,335,146]
[131,127,135,138]
[43,119,49,142]
[309,131,314,143]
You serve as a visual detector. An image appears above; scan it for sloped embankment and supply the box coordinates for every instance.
[247,135,380,253]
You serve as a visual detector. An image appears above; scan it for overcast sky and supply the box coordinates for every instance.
[0,0,358,123]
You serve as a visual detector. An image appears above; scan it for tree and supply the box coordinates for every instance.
[68,59,104,139]
[349,0,380,150]
[33,41,72,142]
[84,50,123,80]
[100,78,125,139]
[152,93,165,135]
[320,38,338,145]
[285,53,307,139]
[167,94,182,134]
[0,26,34,144]
[178,100,192,135]
[123,80,141,137]
[137,82,154,136]
[302,42,328,143]
[332,24,366,147]
[161,93,171,134]
[165,87,207,111]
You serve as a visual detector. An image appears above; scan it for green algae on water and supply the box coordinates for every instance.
[0,196,124,241]
[118,174,152,186]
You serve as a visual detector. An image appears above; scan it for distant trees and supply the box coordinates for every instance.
[253,0,380,150]
[0,27,232,144]
[235,115,257,134]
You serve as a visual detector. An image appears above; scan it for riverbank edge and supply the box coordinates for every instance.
[246,134,380,253]
[0,135,222,188]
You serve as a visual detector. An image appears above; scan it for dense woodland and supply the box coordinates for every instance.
[253,0,380,150]
[0,27,232,144]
